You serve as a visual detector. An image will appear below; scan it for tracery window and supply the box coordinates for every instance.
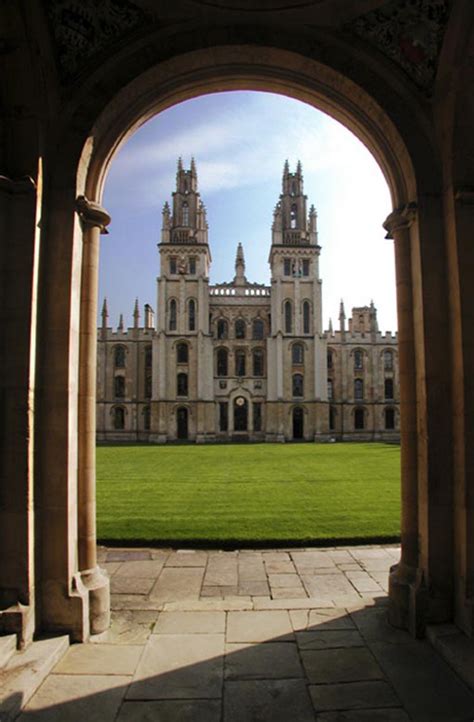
[253,318,264,340]
[189,257,196,274]
[354,378,364,400]
[114,375,125,398]
[292,343,304,365]
[235,350,246,377]
[354,349,363,370]
[217,319,228,339]
[327,379,333,400]
[384,378,394,400]
[169,257,177,275]
[327,350,333,369]
[384,350,394,370]
[169,299,177,331]
[235,318,246,339]
[253,349,264,377]
[114,345,126,368]
[292,373,304,397]
[329,406,336,431]
[284,301,292,333]
[177,342,188,364]
[177,372,188,397]
[182,202,189,226]
[217,348,228,377]
[114,406,125,430]
[144,372,152,398]
[290,203,297,229]
[188,299,196,331]
[354,407,365,430]
[303,301,311,334]
[385,407,395,430]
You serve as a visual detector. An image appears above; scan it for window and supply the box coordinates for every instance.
[217,348,228,377]
[217,319,228,339]
[292,343,304,365]
[384,378,394,400]
[143,406,151,431]
[114,346,125,368]
[177,342,188,364]
[253,403,262,432]
[354,378,364,400]
[328,379,333,400]
[327,350,333,369]
[169,257,177,274]
[114,375,125,398]
[188,299,196,331]
[303,301,310,334]
[219,402,228,432]
[169,299,177,331]
[253,349,264,377]
[189,257,196,274]
[144,372,152,398]
[253,318,264,339]
[385,407,395,430]
[354,350,363,370]
[292,373,304,397]
[384,350,393,370]
[354,407,365,430]
[284,301,292,333]
[145,345,152,369]
[114,406,125,430]
[235,350,246,377]
[302,259,310,276]
[284,258,292,276]
[290,203,297,229]
[177,372,188,396]
[235,318,246,339]
[182,201,189,226]
[329,406,336,431]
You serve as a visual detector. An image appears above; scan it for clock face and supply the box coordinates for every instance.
[235,396,245,407]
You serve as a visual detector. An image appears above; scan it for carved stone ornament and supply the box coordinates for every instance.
[348,0,450,93]
[76,195,111,234]
[45,0,150,81]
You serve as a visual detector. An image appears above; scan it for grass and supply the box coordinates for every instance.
[96,442,400,546]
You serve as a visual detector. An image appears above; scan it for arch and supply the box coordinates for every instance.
[292,406,304,440]
[233,396,248,432]
[176,406,188,440]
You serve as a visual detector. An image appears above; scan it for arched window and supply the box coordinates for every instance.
[114,345,126,368]
[235,318,246,339]
[292,373,304,397]
[384,378,394,400]
[114,406,125,430]
[385,408,395,430]
[384,350,394,370]
[217,319,228,339]
[188,299,196,331]
[253,349,264,377]
[144,372,152,398]
[169,299,177,331]
[303,301,311,334]
[177,342,188,364]
[253,318,264,340]
[145,345,152,369]
[217,348,228,377]
[354,407,365,430]
[177,372,188,397]
[329,406,336,431]
[327,379,333,400]
[327,350,333,369]
[284,301,292,333]
[354,378,364,400]
[114,375,125,398]
[235,350,246,377]
[290,203,297,229]
[292,343,304,365]
[143,406,151,431]
[354,349,363,370]
[182,201,189,226]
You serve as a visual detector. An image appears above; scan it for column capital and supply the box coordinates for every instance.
[383,202,417,239]
[76,195,111,234]
[0,174,36,195]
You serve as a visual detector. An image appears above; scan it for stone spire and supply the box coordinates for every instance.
[283,159,289,177]
[234,242,246,285]
[296,159,302,176]
[191,156,197,177]
[101,298,108,327]
[328,317,333,335]
[133,298,140,328]
[339,299,346,334]
[118,314,124,331]
[177,156,183,173]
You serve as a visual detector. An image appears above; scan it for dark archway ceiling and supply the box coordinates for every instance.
[44,0,450,93]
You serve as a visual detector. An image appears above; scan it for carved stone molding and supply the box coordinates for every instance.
[0,175,36,195]
[76,195,111,233]
[347,0,450,94]
[383,202,418,238]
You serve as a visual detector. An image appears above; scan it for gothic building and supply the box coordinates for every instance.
[96,160,399,442]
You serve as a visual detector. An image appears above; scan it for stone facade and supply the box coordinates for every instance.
[97,161,399,443]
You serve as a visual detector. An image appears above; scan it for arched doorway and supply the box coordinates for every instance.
[292,407,304,440]
[177,407,188,440]
[233,396,248,432]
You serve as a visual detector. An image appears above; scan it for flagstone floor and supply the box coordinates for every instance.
[16,545,474,721]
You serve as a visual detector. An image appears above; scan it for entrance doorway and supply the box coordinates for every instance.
[177,407,188,439]
[293,407,304,439]
[234,397,248,431]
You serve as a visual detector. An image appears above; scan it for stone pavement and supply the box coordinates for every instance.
[15,545,474,721]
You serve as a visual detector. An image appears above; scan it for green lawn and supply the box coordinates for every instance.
[96,443,400,546]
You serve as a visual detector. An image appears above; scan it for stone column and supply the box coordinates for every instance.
[383,203,421,635]
[76,196,111,635]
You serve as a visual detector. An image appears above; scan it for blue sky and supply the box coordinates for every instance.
[100,91,396,332]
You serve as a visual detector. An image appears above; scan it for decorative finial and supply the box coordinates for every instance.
[133,298,140,328]
[177,157,183,172]
[191,157,197,175]
[283,159,289,175]
[328,318,333,334]
[118,314,124,331]
[297,159,302,175]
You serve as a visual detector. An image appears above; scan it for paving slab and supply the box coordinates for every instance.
[204,555,238,586]
[264,560,296,574]
[301,647,384,683]
[107,550,151,562]
[238,555,267,582]
[90,610,158,645]
[344,571,382,593]
[225,641,303,679]
[127,634,224,699]
[111,595,163,611]
[291,551,337,570]
[165,551,208,567]
[296,630,364,650]
[154,611,226,634]
[254,596,334,610]
[114,560,166,577]
[226,611,293,643]
[19,674,129,722]
[427,623,474,691]
[309,680,400,712]
[272,587,307,598]
[110,576,156,595]
[0,634,17,668]
[350,607,412,644]
[224,679,316,722]
[116,700,221,721]
[261,551,291,562]
[53,643,143,676]
[316,711,410,722]
[163,598,252,611]
[301,574,361,600]
[238,581,270,596]
[150,567,204,601]
[268,573,304,588]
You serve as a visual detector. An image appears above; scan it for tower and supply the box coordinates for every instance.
[153,159,214,442]
[267,161,328,440]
